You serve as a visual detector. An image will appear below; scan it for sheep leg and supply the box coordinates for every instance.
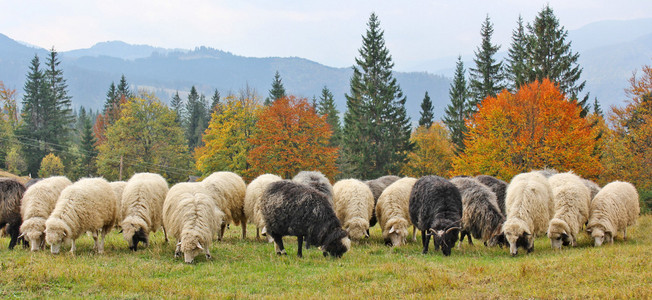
[412,226,417,242]
[219,223,226,241]
[273,235,286,256]
[297,235,304,258]
[242,222,247,240]
[7,224,19,250]
[92,230,100,252]
[70,240,76,253]
[163,226,169,244]
[623,228,627,240]
[421,231,430,254]
[97,229,107,254]
[256,228,260,241]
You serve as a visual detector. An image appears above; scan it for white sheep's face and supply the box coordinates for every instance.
[548,231,570,250]
[46,231,69,254]
[590,228,606,247]
[504,229,531,256]
[184,249,202,264]
[346,226,368,241]
[26,232,45,252]
[385,225,408,247]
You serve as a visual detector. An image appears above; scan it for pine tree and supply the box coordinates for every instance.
[265,71,286,106]
[525,5,588,116]
[469,15,505,109]
[79,107,97,176]
[170,91,183,123]
[317,86,341,148]
[443,56,471,153]
[116,74,132,100]
[505,15,529,91]
[104,82,117,114]
[593,97,603,117]
[44,48,74,143]
[210,89,221,114]
[418,91,434,127]
[342,13,412,179]
[184,86,209,150]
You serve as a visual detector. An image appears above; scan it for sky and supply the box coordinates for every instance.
[1,0,651,72]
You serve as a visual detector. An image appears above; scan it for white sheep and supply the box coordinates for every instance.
[244,173,282,242]
[587,181,640,246]
[163,182,225,263]
[546,172,591,249]
[45,178,118,254]
[333,179,374,240]
[502,171,554,256]
[109,181,127,226]
[376,177,417,247]
[121,173,169,251]
[19,176,72,251]
[202,172,247,240]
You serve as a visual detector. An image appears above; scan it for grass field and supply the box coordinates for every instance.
[0,216,650,299]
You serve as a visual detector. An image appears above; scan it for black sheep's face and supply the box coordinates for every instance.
[486,233,507,248]
[430,227,460,256]
[130,228,148,251]
[323,236,351,258]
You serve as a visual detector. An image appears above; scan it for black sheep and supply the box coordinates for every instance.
[262,180,350,258]
[364,175,400,228]
[0,178,26,249]
[475,175,508,216]
[409,175,462,256]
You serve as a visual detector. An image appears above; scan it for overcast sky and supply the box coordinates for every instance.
[2,0,651,71]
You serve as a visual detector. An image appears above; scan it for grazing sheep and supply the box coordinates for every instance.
[546,172,591,249]
[262,180,350,258]
[109,181,127,225]
[376,177,417,247]
[0,178,26,249]
[502,172,554,256]
[365,175,400,227]
[121,173,169,251]
[292,171,334,203]
[587,181,640,246]
[475,175,508,216]
[163,182,225,263]
[582,179,601,200]
[45,178,118,254]
[333,179,374,240]
[450,177,505,247]
[409,175,463,256]
[244,173,283,242]
[19,176,72,251]
[202,172,247,240]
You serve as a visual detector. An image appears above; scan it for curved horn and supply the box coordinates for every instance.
[196,242,204,250]
[445,227,461,234]
[17,232,25,239]
[426,228,436,236]
[177,242,182,246]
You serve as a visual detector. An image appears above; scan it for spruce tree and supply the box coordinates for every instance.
[469,15,505,109]
[265,71,286,106]
[104,82,117,114]
[79,107,97,176]
[170,91,183,123]
[44,48,73,144]
[17,55,49,175]
[443,56,471,153]
[525,5,588,116]
[505,15,529,91]
[210,89,221,114]
[593,97,603,117]
[184,86,209,149]
[116,74,132,100]
[317,86,341,148]
[342,13,412,179]
[418,91,434,127]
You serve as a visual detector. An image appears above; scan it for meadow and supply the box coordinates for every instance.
[0,216,650,299]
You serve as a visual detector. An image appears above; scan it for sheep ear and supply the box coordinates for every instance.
[586,228,592,234]
[177,242,182,246]
[364,231,370,238]
[196,242,204,250]
[523,232,531,236]
[389,226,396,234]
[63,232,67,237]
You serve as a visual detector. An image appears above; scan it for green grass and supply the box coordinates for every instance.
[1,216,650,299]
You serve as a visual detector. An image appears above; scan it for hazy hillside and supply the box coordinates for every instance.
[1,17,651,122]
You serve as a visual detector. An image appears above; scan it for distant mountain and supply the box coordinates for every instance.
[64,41,187,60]
[569,18,652,52]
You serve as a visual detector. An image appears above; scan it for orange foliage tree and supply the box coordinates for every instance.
[93,94,128,146]
[246,96,338,180]
[401,122,455,178]
[453,79,601,181]
[602,65,652,189]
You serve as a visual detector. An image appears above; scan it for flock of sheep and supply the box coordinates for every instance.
[0,168,641,263]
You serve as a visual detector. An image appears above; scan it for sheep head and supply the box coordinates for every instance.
[384,218,409,247]
[121,217,149,251]
[180,232,209,264]
[547,218,572,250]
[344,217,370,241]
[322,228,349,258]
[587,226,609,247]
[45,218,72,254]
[427,226,460,256]
[502,218,533,256]
[20,218,47,251]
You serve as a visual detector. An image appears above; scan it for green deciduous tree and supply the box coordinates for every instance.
[38,153,64,178]
[342,12,412,179]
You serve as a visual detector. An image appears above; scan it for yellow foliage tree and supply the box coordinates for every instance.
[195,96,261,177]
[602,65,652,189]
[96,92,191,182]
[401,122,455,178]
[38,153,64,178]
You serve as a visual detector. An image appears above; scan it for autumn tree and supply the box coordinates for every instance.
[402,122,455,178]
[247,96,338,180]
[94,76,131,145]
[195,95,261,177]
[453,79,601,181]
[342,13,412,179]
[96,92,191,182]
[0,81,19,167]
[38,153,64,178]
[601,65,652,190]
